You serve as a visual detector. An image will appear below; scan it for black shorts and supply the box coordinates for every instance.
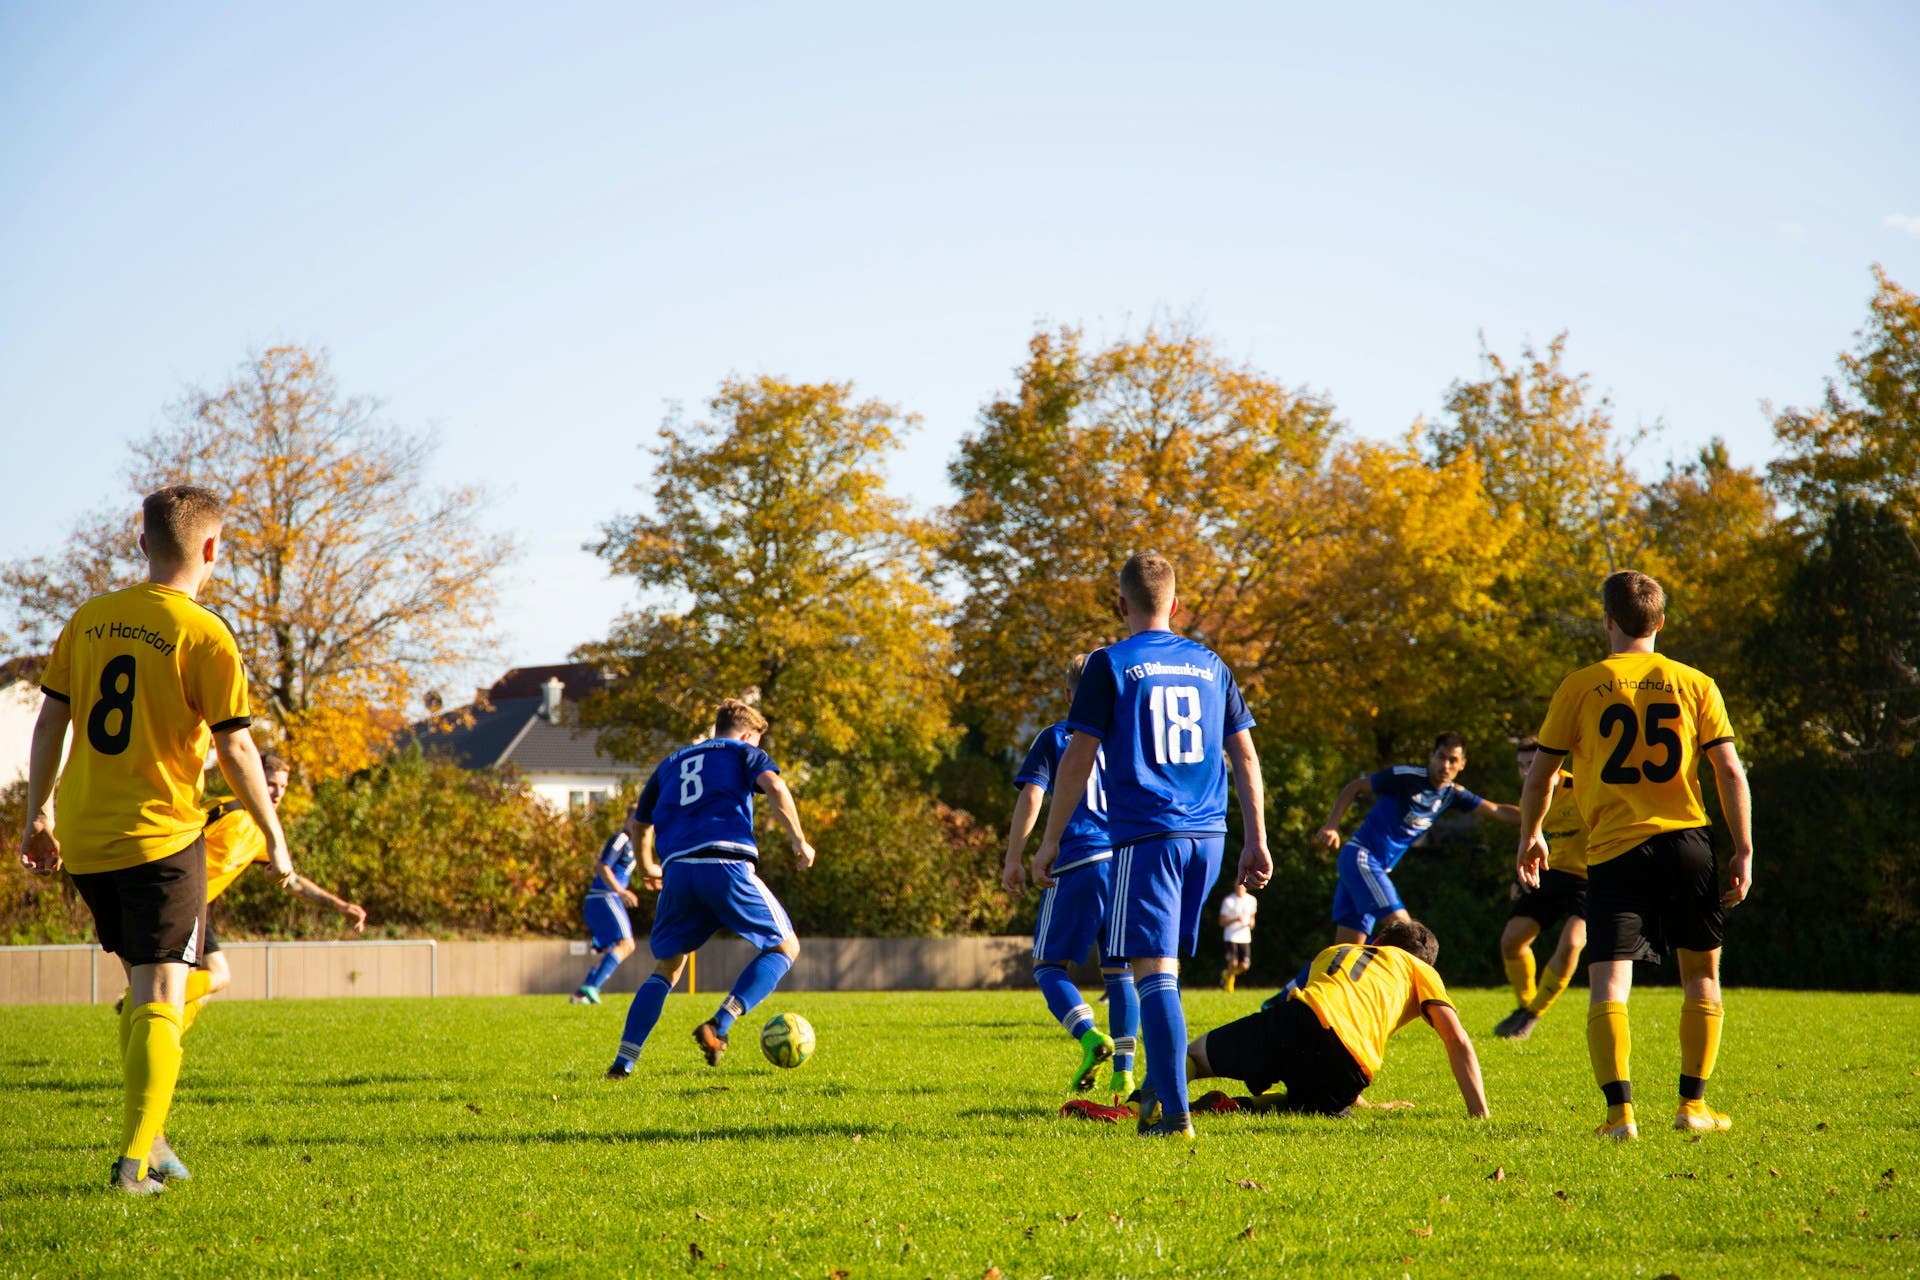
[1199,996,1370,1116]
[1224,940,1251,967]
[1507,868,1589,930]
[198,920,222,963]
[69,837,209,967]
[1588,827,1721,963]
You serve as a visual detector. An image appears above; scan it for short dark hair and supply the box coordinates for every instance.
[1602,570,1665,638]
[713,698,768,737]
[1432,731,1467,754]
[1515,735,1539,754]
[142,486,224,567]
[1118,551,1176,614]
[1373,918,1439,966]
[260,753,291,776]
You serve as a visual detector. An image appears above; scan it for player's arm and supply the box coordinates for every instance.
[283,872,367,932]
[756,770,816,870]
[212,725,293,888]
[1314,775,1371,849]
[18,696,71,874]
[1515,749,1559,888]
[629,818,663,890]
[1705,741,1754,907]
[1474,798,1523,824]
[1425,1003,1490,1119]
[596,856,639,907]
[1003,783,1045,895]
[1225,728,1271,889]
[1032,732,1098,888]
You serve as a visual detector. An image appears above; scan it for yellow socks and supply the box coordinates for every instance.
[1527,962,1573,1016]
[122,1003,185,1179]
[180,969,212,1036]
[1222,973,1236,993]
[1503,950,1537,1007]
[1679,998,1724,1101]
[1587,999,1631,1108]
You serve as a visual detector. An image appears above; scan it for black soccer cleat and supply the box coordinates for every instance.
[1495,1009,1540,1040]
[693,1019,728,1066]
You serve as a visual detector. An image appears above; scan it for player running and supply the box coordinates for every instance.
[571,827,639,1004]
[1002,654,1139,1102]
[1032,551,1271,1140]
[1492,737,1586,1039]
[1218,883,1257,993]
[606,699,816,1078]
[1273,733,1520,1002]
[17,486,293,1194]
[1518,570,1753,1141]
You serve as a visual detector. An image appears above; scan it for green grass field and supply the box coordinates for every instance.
[2,987,1915,1278]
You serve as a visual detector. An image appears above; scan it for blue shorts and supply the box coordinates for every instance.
[1331,841,1404,935]
[1104,835,1226,961]
[1032,858,1114,965]
[583,893,633,951]
[649,858,793,958]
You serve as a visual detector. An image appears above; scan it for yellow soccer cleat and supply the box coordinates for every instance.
[1595,1103,1638,1141]
[1674,1101,1733,1133]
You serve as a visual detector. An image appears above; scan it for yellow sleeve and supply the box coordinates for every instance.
[1696,675,1735,748]
[1535,672,1582,755]
[1411,957,1453,1021]
[42,618,74,702]
[186,617,251,731]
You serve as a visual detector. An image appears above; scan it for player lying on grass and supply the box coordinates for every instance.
[1519,570,1753,1141]
[606,698,816,1079]
[1493,737,1586,1040]
[1002,653,1139,1103]
[1067,919,1487,1123]
[1273,733,1520,1002]
[572,827,639,1004]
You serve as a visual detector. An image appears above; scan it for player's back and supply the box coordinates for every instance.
[1539,651,1733,867]
[45,583,251,873]
[1018,722,1110,869]
[641,737,777,863]
[1065,630,1253,846]
[1294,942,1452,1080]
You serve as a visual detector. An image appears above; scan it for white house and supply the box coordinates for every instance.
[0,658,55,786]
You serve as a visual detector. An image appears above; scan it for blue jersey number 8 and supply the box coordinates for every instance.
[679,755,705,805]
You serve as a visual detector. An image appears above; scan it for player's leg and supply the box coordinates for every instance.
[1666,827,1730,1131]
[1034,866,1115,1091]
[1498,914,1541,1010]
[611,863,710,1075]
[1090,857,1137,1098]
[1527,908,1587,1020]
[1133,836,1225,1138]
[179,932,224,1035]
[1585,846,1651,1139]
[576,896,635,1003]
[610,952,690,1078]
[700,862,800,1060]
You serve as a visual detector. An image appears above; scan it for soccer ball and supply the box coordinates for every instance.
[760,1012,815,1068]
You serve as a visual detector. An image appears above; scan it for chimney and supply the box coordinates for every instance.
[542,676,565,723]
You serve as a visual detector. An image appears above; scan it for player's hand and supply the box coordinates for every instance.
[1236,842,1272,891]
[1515,833,1548,889]
[18,816,61,875]
[642,872,663,892]
[619,888,640,909]
[792,840,817,870]
[1722,847,1753,908]
[1031,838,1060,889]
[265,839,296,890]
[1311,825,1341,852]
[1001,858,1027,896]
[343,902,368,933]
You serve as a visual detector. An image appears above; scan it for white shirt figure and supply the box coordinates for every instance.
[1220,886,1257,944]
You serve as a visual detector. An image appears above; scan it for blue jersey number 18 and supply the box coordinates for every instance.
[1148,685,1205,765]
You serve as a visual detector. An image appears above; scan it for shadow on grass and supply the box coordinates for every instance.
[238,1119,888,1147]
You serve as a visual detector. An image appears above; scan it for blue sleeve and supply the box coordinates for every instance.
[599,832,627,866]
[1450,785,1484,813]
[1368,767,1398,795]
[635,769,662,825]
[1222,666,1254,734]
[1014,730,1057,792]
[1064,649,1117,740]
[747,745,779,778]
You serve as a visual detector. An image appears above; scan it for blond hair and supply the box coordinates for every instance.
[713,698,769,737]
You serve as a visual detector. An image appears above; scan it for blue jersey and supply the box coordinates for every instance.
[636,737,780,864]
[1064,631,1255,847]
[1015,722,1110,872]
[586,830,636,897]
[1348,765,1484,870]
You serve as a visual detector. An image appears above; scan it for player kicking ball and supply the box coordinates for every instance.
[1493,737,1587,1039]
[1033,551,1271,1140]
[1003,654,1139,1103]
[605,699,816,1079]
[572,827,639,1004]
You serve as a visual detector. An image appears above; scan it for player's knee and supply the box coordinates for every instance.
[612,938,636,960]
[775,934,800,960]
[1187,1033,1212,1078]
[1499,921,1534,955]
[205,967,230,997]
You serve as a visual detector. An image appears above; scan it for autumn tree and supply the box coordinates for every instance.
[1769,266,1920,528]
[0,346,514,778]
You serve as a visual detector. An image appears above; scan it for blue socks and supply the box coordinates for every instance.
[615,974,673,1067]
[1035,963,1095,1038]
[1138,971,1188,1118]
[1103,966,1139,1073]
[714,949,794,1036]
[583,950,622,992]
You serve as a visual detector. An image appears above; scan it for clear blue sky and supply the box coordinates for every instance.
[3,2,1916,672]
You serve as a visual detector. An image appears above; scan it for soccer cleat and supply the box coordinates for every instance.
[1495,1009,1540,1040]
[604,1061,633,1081]
[1191,1090,1241,1115]
[1594,1117,1639,1141]
[693,1019,728,1067]
[1134,1083,1161,1132]
[1106,1068,1136,1106]
[1060,1099,1133,1123]
[570,986,602,1005]
[1138,1113,1196,1140]
[109,1157,167,1196]
[1674,1101,1733,1133]
[1070,1028,1115,1093]
[147,1135,191,1181]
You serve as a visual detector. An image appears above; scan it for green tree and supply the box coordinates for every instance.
[1770,266,1920,527]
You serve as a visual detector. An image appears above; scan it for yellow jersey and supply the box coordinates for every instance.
[42,583,251,873]
[203,801,269,902]
[1535,650,1734,867]
[1542,770,1588,877]
[1294,943,1453,1081]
